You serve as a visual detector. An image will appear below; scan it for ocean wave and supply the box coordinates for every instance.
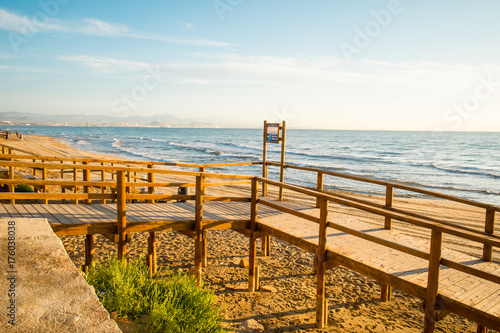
[112,138,159,161]
[74,139,90,145]
[221,142,263,151]
[432,164,500,179]
[380,177,500,197]
[167,141,259,160]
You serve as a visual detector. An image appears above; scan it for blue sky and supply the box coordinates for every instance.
[0,0,499,130]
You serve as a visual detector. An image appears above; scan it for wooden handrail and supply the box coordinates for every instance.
[265,161,500,212]
[0,193,115,200]
[0,153,263,170]
[258,177,500,249]
[257,177,500,289]
[0,160,254,180]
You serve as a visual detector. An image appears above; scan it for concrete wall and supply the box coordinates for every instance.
[1,218,121,333]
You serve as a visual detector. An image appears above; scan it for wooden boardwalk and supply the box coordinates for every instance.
[1,199,499,330]
[256,200,500,331]
[0,201,277,235]
[1,153,499,332]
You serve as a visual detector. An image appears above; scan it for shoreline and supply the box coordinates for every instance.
[1,132,494,332]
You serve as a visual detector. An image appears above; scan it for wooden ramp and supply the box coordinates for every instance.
[1,155,499,332]
[1,199,498,330]
[0,201,280,235]
[256,199,500,331]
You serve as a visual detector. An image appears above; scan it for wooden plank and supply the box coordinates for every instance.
[4,204,24,218]
[0,205,11,218]
[53,204,99,224]
[30,204,59,223]
[127,203,186,222]
[12,204,35,218]
[73,204,116,224]
[14,204,33,218]
[477,290,500,316]
[126,220,194,233]
[20,204,46,219]
[41,204,77,225]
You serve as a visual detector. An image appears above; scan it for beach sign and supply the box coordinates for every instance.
[266,123,280,143]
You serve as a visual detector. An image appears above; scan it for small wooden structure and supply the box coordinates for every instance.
[0,149,499,332]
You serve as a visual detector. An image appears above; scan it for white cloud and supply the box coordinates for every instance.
[78,18,130,36]
[58,55,150,73]
[0,8,230,47]
[0,8,65,34]
[184,23,195,30]
[0,65,51,73]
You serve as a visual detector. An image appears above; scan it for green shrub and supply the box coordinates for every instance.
[86,257,231,333]
[14,184,34,192]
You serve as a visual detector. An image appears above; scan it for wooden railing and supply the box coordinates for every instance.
[0,159,253,277]
[1,153,499,330]
[255,177,500,330]
[265,161,499,262]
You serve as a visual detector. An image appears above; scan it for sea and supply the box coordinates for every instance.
[5,126,499,206]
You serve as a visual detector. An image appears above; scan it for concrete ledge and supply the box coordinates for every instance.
[1,218,121,333]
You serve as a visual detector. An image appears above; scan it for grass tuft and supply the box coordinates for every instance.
[86,257,231,333]
[14,184,34,192]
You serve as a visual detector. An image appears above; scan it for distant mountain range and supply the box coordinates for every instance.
[0,111,223,128]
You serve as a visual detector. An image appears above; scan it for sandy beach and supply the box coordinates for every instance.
[2,134,497,332]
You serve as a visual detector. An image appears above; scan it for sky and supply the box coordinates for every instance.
[0,0,499,130]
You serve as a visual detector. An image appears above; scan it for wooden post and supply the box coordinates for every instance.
[73,161,78,205]
[32,159,37,176]
[424,229,443,333]
[202,231,208,268]
[83,162,91,204]
[477,325,488,333]
[147,164,155,204]
[249,234,257,292]
[194,174,205,286]
[381,186,394,301]
[483,209,495,262]
[316,171,324,208]
[249,178,258,291]
[60,160,64,178]
[315,198,329,329]
[255,266,260,291]
[42,166,48,204]
[8,162,15,204]
[147,231,157,276]
[84,234,94,272]
[117,171,127,260]
[101,162,106,204]
[126,170,131,203]
[323,299,329,327]
[261,236,270,257]
[381,284,392,302]
[262,120,268,197]
[278,120,286,201]
[198,166,207,268]
[111,163,115,180]
[384,185,393,229]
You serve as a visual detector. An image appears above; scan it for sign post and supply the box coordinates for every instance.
[262,120,286,200]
